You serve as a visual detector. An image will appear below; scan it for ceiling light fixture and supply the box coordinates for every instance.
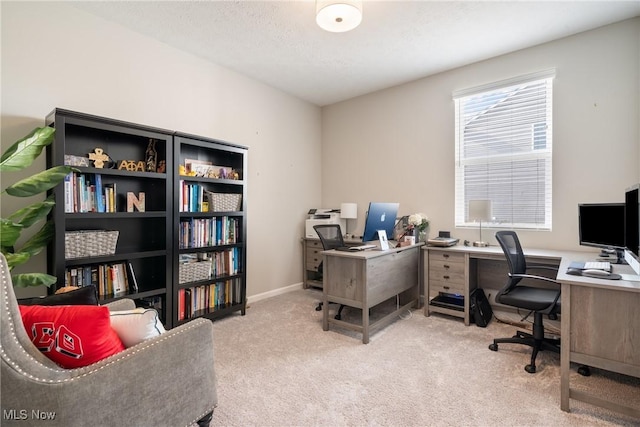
[316,0,363,33]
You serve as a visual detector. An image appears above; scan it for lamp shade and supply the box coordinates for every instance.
[469,200,492,222]
[316,1,362,33]
[340,203,358,219]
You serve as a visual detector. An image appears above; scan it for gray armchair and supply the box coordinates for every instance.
[1,253,217,427]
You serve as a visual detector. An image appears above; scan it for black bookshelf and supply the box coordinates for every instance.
[46,109,248,328]
[172,133,248,326]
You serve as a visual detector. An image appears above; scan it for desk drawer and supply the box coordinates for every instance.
[306,251,322,270]
[429,250,465,264]
[430,279,465,295]
[429,259,464,274]
[429,268,465,285]
[306,241,323,270]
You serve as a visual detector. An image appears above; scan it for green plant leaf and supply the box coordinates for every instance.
[0,218,23,247]
[6,194,55,228]
[5,165,74,197]
[0,127,55,172]
[12,273,56,288]
[19,221,54,257]
[3,252,30,269]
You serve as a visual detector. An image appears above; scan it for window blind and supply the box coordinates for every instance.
[454,70,555,230]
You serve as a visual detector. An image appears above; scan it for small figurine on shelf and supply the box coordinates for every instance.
[157,160,166,173]
[145,139,157,172]
[88,148,110,168]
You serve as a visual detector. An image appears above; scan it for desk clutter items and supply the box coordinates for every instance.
[427,230,459,247]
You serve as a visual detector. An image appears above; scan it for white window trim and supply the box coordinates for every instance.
[453,69,555,231]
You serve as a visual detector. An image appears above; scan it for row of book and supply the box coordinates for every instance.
[180,181,207,212]
[178,217,240,248]
[64,172,117,213]
[65,261,139,297]
[177,278,242,321]
[180,248,241,277]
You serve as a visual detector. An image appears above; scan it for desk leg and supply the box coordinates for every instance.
[322,258,329,332]
[362,306,370,344]
[560,283,571,412]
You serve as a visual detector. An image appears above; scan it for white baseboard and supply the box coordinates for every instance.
[247,282,304,304]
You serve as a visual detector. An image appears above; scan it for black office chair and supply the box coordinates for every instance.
[313,224,346,320]
[489,230,563,374]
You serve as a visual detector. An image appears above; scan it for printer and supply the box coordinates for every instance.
[305,209,346,238]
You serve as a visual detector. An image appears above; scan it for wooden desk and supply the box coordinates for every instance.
[422,245,583,325]
[322,243,421,344]
[301,237,362,289]
[556,257,640,418]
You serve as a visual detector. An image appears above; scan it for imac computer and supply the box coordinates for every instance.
[625,184,639,257]
[578,203,625,261]
[362,202,399,242]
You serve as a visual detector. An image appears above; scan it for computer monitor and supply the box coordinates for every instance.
[578,203,625,257]
[362,202,399,242]
[625,184,639,256]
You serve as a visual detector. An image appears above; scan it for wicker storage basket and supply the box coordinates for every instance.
[205,192,242,212]
[65,230,119,259]
[179,261,211,284]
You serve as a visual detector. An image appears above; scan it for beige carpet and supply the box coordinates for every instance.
[208,288,639,426]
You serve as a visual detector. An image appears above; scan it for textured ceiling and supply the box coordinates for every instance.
[72,1,640,106]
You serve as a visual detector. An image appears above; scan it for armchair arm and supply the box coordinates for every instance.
[2,318,217,427]
[103,298,136,312]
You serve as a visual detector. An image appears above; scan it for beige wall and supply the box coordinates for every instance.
[1,2,322,299]
[2,3,638,300]
[321,17,640,251]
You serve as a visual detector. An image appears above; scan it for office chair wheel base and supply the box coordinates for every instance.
[488,343,498,351]
[525,364,536,374]
[578,365,591,376]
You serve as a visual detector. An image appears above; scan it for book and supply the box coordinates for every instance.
[64,172,74,213]
[112,263,126,295]
[95,174,104,213]
[126,261,139,293]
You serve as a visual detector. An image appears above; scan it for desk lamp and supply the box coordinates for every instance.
[469,200,492,247]
[340,203,358,238]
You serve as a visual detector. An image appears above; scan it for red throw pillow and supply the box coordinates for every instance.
[19,305,125,369]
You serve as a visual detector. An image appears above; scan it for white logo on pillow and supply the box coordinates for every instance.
[30,322,84,359]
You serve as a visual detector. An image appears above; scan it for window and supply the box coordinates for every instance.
[453,70,554,230]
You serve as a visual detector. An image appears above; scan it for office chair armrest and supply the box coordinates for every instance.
[510,273,560,285]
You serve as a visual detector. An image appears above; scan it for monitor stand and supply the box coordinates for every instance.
[599,248,626,264]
